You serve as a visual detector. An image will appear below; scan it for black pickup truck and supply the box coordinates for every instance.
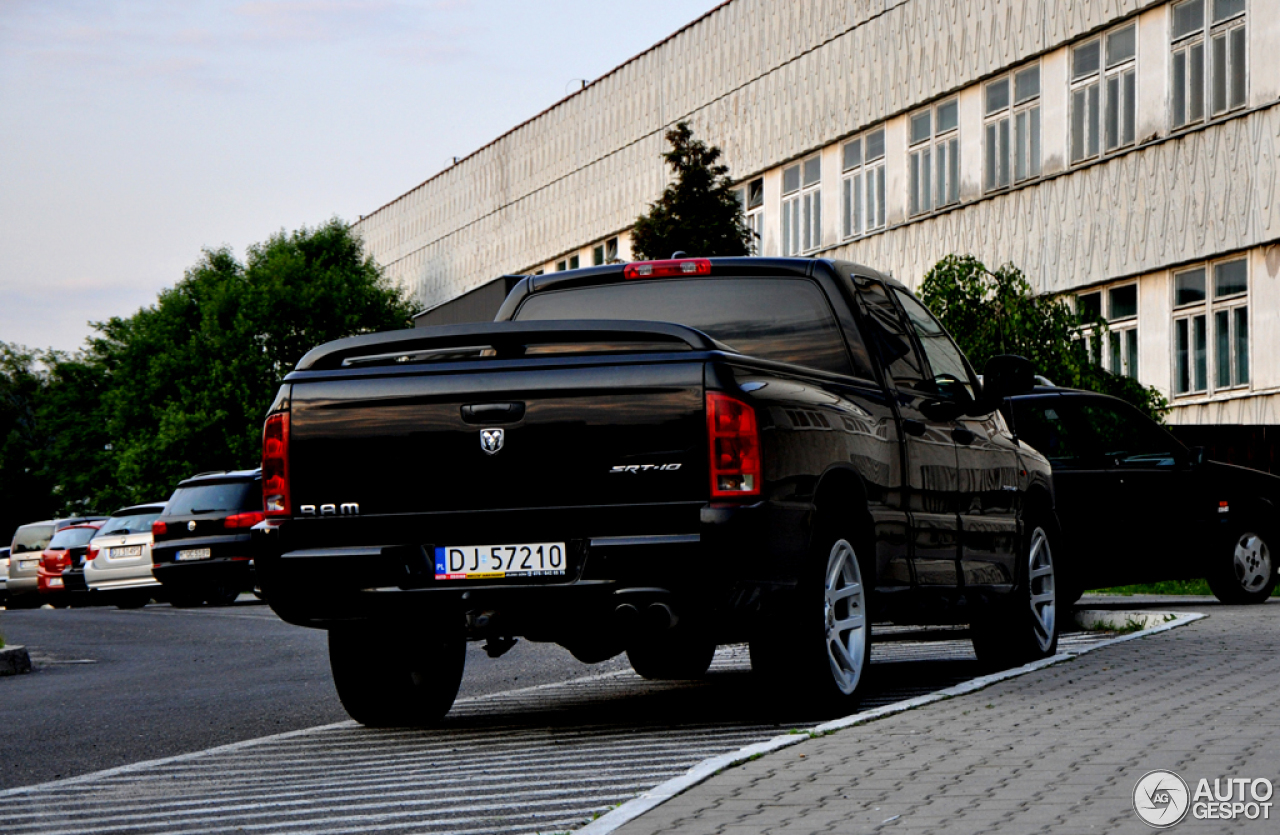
[255,257,1056,726]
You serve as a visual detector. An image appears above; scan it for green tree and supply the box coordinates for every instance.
[0,344,57,542]
[918,254,1169,422]
[631,122,755,259]
[40,219,415,509]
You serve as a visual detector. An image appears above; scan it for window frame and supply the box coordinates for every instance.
[908,98,960,217]
[1172,256,1250,397]
[984,65,1042,191]
[1105,283,1140,380]
[840,127,887,239]
[781,156,822,256]
[1070,21,1137,166]
[1171,0,1247,131]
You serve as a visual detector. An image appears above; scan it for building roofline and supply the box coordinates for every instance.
[355,0,737,224]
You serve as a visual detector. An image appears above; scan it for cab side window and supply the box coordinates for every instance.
[855,280,928,390]
[1012,400,1088,467]
[892,289,976,401]
[1076,399,1181,468]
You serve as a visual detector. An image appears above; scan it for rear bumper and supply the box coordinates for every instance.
[254,500,813,631]
[152,558,254,592]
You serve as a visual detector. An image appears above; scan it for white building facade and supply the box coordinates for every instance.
[353,0,1280,429]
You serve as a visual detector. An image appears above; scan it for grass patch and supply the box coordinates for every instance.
[1091,579,1280,597]
[0,634,5,649]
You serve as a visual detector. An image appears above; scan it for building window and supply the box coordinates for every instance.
[733,178,765,254]
[1071,23,1136,164]
[556,255,580,272]
[909,99,959,216]
[841,128,886,237]
[1173,258,1249,396]
[1106,284,1139,379]
[1172,0,1246,129]
[592,237,619,266]
[782,156,821,256]
[985,66,1041,191]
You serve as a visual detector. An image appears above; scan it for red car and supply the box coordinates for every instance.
[37,523,104,600]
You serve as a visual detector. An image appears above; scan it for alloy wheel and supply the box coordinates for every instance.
[1232,533,1271,594]
[1027,526,1056,653]
[823,538,868,695]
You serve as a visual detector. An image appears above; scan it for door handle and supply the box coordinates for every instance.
[902,418,927,437]
[461,402,526,424]
[952,427,976,445]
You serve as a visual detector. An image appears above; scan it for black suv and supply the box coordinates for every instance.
[152,469,263,606]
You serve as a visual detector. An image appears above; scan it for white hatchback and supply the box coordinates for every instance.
[85,503,167,608]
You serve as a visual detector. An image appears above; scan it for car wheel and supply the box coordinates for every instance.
[1208,527,1276,604]
[751,527,871,709]
[328,625,465,727]
[204,586,242,606]
[116,591,151,610]
[626,630,716,680]
[972,520,1059,669]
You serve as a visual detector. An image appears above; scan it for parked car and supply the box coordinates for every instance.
[254,256,1053,727]
[1003,388,1280,604]
[7,517,107,606]
[151,470,262,606]
[37,523,105,602]
[85,503,168,609]
[1,547,10,604]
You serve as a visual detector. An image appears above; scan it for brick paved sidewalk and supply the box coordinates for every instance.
[614,599,1280,835]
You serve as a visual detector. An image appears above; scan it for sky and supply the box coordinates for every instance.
[0,0,721,355]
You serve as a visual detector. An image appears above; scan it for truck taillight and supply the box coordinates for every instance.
[623,258,712,279]
[152,520,167,537]
[707,392,761,498]
[263,412,291,517]
[224,511,266,529]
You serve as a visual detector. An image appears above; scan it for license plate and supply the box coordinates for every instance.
[434,542,567,580]
[20,559,38,570]
[176,548,212,561]
[108,546,143,558]
[48,577,63,587]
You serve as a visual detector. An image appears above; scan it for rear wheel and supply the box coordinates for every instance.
[972,521,1058,668]
[329,625,465,727]
[626,630,716,680]
[116,591,152,610]
[751,527,871,710]
[1208,527,1276,604]
[204,586,242,607]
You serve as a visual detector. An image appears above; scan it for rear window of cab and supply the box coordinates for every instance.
[514,277,864,377]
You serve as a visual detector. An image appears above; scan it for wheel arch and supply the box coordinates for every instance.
[811,464,877,578]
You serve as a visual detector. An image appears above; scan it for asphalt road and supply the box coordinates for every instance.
[0,597,624,790]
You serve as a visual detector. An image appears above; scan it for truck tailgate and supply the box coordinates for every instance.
[289,360,706,516]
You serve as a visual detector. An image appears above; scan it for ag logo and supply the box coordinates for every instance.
[1134,770,1190,828]
[480,428,505,455]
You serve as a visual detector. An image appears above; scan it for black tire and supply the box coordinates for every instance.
[204,586,242,607]
[116,591,152,610]
[1207,526,1277,604]
[167,591,205,608]
[329,625,465,727]
[750,523,872,711]
[972,518,1059,669]
[626,630,716,680]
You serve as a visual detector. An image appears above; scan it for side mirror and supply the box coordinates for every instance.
[981,355,1036,400]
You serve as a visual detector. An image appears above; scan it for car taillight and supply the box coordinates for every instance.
[263,412,291,517]
[86,547,99,564]
[707,392,761,498]
[152,520,167,537]
[623,258,712,279]
[224,511,266,529]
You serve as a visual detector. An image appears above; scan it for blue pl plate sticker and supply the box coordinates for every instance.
[434,547,447,575]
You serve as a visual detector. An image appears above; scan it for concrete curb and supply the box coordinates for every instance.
[0,645,33,677]
[575,610,1206,835]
